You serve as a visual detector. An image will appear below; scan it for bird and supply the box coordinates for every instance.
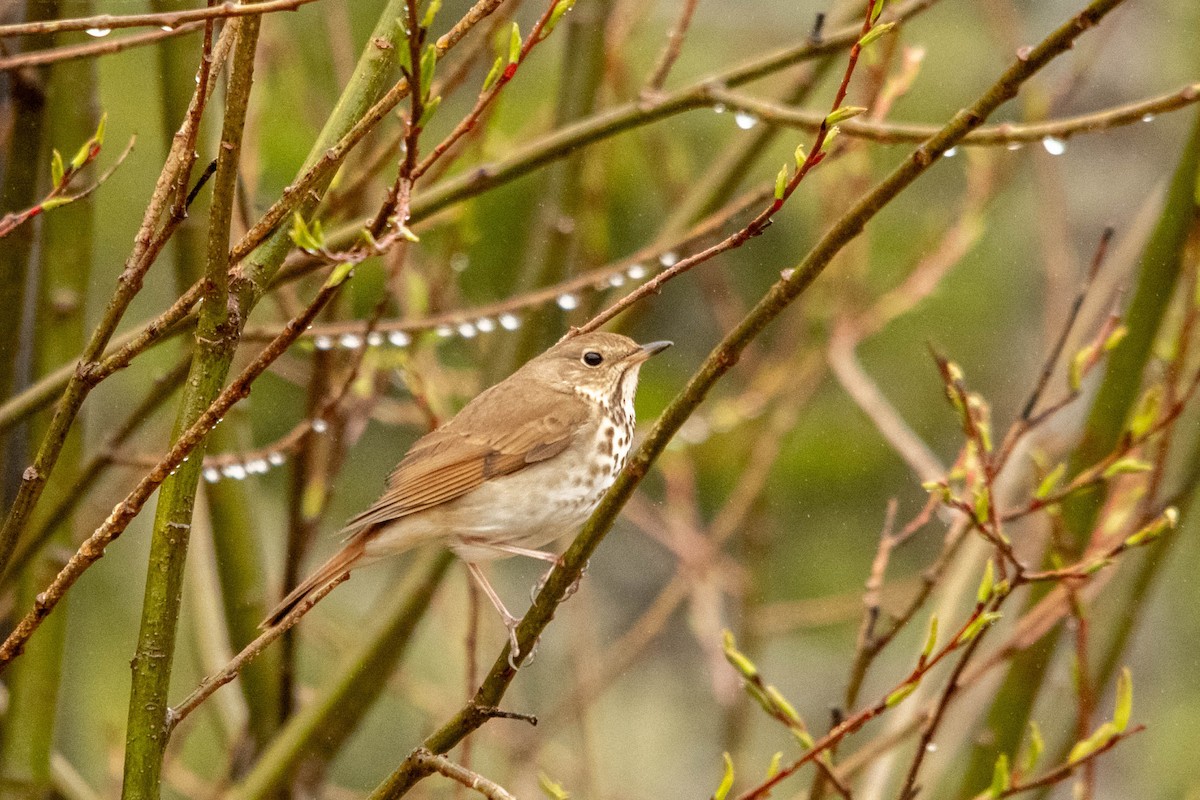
[262,331,672,658]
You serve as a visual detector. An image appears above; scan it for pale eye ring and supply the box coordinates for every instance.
[582,351,604,367]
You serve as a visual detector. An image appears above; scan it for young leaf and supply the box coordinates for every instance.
[418,95,442,127]
[419,44,437,100]
[421,0,442,29]
[1125,506,1178,547]
[765,752,782,779]
[858,21,896,49]
[1067,722,1118,765]
[977,560,995,605]
[794,143,806,168]
[538,772,569,800]
[51,149,65,188]
[323,261,356,289]
[885,681,918,708]
[1128,385,1162,439]
[482,55,504,92]
[1102,457,1153,479]
[870,0,887,24]
[722,630,759,680]
[543,0,576,38]
[774,165,788,200]
[988,753,1010,798]
[1113,666,1133,732]
[1034,462,1066,500]
[507,22,522,64]
[713,753,734,800]
[1024,720,1044,774]
[957,611,1002,645]
[922,615,939,660]
[825,106,867,126]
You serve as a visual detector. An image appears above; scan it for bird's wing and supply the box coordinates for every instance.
[339,383,590,539]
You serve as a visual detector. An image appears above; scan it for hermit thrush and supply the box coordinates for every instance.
[263,332,671,656]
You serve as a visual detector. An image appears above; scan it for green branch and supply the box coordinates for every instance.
[366,0,1130,796]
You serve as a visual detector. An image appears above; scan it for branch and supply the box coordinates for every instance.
[0,0,320,37]
[363,0,1130,795]
[707,82,1200,146]
[0,22,205,72]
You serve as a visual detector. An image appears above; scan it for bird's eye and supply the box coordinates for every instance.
[582,351,604,367]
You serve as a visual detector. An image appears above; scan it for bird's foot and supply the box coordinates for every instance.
[531,556,589,602]
[562,558,589,601]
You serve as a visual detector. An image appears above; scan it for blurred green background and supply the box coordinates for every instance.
[4,0,1200,798]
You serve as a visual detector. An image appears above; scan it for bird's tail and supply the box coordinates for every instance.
[260,539,366,628]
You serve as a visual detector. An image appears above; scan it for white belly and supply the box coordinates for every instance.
[363,417,632,564]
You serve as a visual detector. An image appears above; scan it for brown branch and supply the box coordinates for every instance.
[0,0,320,37]
[0,22,205,71]
[0,268,354,669]
[643,0,700,91]
[409,750,516,800]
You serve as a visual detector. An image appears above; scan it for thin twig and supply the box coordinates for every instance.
[643,0,700,91]
[0,0,319,37]
[0,22,205,71]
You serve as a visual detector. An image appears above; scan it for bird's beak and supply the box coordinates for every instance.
[628,340,673,364]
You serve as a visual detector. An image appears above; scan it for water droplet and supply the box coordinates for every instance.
[86,27,112,37]
[712,103,726,114]
[475,317,496,333]
[608,273,626,287]
[1041,136,1066,156]
[160,25,175,32]
[944,146,958,158]
[1006,141,1023,151]
[1142,112,1156,123]
[457,322,478,338]
[311,419,329,434]
[435,324,454,337]
[168,469,176,476]
[1015,45,1032,61]
[499,313,521,331]
[339,333,362,350]
[387,330,411,347]
[450,253,470,272]
[926,742,938,753]
[734,111,759,130]
[556,293,579,310]
[627,264,647,280]
[659,251,678,267]
[267,452,285,466]
[203,467,221,483]
[314,335,333,351]
[223,464,247,481]
[367,331,385,347]
[246,458,269,475]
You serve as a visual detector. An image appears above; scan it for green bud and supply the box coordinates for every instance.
[51,149,65,188]
[1125,507,1177,547]
[765,685,802,727]
[870,0,887,23]
[542,0,575,38]
[538,772,569,800]
[418,95,442,126]
[1024,721,1044,774]
[1035,462,1065,500]
[794,143,806,168]
[1067,722,1118,765]
[1102,457,1153,479]
[922,615,938,660]
[713,753,734,800]
[419,44,438,100]
[1113,666,1133,732]
[858,21,896,49]
[765,752,783,779]
[885,681,918,708]
[1103,325,1128,351]
[957,611,1002,645]
[508,22,522,64]
[1069,344,1094,392]
[825,106,867,127]
[39,196,73,212]
[482,55,504,92]
[1129,385,1162,439]
[988,753,1010,798]
[421,0,442,29]
[722,630,758,680]
[774,165,788,200]
[977,560,995,605]
[972,486,990,526]
[323,261,356,289]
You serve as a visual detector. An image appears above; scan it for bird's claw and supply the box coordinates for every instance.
[530,557,588,602]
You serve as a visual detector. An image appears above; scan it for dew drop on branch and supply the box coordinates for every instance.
[659,252,678,267]
[339,333,362,350]
[1006,141,1023,151]
[1041,136,1066,156]
[311,419,329,434]
[86,27,112,37]
[556,293,580,310]
[1142,113,1156,123]
[627,264,648,280]
[712,103,726,114]
[367,331,385,347]
[314,335,334,351]
[475,317,496,333]
[499,313,522,330]
[457,322,478,338]
[734,112,759,130]
[435,324,454,337]
[943,147,958,158]
[387,330,411,347]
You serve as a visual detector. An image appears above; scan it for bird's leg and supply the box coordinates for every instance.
[466,562,524,668]
[466,542,564,601]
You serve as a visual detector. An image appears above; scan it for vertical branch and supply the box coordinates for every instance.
[0,4,95,792]
[121,15,263,800]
